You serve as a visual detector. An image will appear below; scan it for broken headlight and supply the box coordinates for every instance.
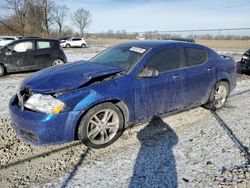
[24,94,65,114]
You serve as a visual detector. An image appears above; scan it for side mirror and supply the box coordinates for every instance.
[5,47,13,56]
[138,67,159,77]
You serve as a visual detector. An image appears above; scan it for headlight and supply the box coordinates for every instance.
[24,94,65,114]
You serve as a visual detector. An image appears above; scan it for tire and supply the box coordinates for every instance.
[51,59,64,66]
[65,44,70,48]
[203,81,230,111]
[0,65,5,77]
[78,102,124,149]
[81,43,86,48]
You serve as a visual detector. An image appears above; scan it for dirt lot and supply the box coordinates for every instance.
[0,46,249,187]
[87,38,250,51]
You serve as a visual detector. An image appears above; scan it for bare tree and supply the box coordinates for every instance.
[26,0,44,35]
[3,0,29,35]
[39,0,55,35]
[53,4,68,34]
[71,8,91,37]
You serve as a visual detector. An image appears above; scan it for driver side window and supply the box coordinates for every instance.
[146,48,184,73]
[11,41,34,53]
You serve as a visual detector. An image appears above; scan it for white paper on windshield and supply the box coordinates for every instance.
[129,47,146,54]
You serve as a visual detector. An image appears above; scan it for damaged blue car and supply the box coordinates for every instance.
[9,40,237,148]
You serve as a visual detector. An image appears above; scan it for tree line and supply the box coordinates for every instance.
[92,31,250,41]
[0,0,91,38]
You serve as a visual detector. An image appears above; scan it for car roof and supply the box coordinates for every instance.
[8,38,59,45]
[17,38,57,42]
[118,40,206,49]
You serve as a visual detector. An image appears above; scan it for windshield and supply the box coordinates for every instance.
[89,45,149,70]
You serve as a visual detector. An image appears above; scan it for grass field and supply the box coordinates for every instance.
[197,39,250,51]
[87,38,250,51]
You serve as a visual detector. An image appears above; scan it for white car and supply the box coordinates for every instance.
[0,36,20,47]
[60,37,87,48]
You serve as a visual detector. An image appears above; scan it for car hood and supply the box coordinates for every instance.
[22,61,125,94]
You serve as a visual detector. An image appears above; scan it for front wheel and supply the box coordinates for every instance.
[77,102,124,149]
[203,81,229,111]
[0,65,5,77]
[81,43,86,48]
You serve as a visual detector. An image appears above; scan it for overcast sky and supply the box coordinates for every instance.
[62,0,250,33]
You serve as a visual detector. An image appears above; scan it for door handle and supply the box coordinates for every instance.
[173,75,181,79]
[208,67,215,72]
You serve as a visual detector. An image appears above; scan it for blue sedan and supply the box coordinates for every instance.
[9,40,237,148]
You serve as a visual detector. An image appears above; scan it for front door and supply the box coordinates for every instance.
[134,47,186,121]
[71,38,81,47]
[5,40,36,72]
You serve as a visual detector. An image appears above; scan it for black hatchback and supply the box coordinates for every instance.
[0,38,67,76]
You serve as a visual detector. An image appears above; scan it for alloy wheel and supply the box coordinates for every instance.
[87,109,120,145]
[214,84,228,108]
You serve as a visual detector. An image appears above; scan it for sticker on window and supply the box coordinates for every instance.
[129,47,146,54]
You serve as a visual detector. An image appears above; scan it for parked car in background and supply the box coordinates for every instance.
[60,37,87,48]
[58,37,70,43]
[9,40,236,149]
[237,49,250,74]
[0,36,20,47]
[136,34,145,40]
[22,36,41,39]
[167,38,195,43]
[0,38,67,76]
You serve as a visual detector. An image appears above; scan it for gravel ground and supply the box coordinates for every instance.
[0,46,249,188]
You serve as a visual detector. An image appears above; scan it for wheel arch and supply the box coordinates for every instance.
[216,73,231,91]
[0,63,7,74]
[74,99,129,140]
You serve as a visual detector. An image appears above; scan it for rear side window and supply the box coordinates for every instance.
[185,48,207,66]
[37,41,51,49]
[146,48,185,73]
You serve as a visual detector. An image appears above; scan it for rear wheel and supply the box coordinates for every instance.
[0,65,5,77]
[78,102,124,149]
[81,43,86,48]
[51,59,64,66]
[203,81,229,111]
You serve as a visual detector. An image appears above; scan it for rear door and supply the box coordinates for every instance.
[35,40,54,68]
[182,47,216,107]
[4,40,36,72]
